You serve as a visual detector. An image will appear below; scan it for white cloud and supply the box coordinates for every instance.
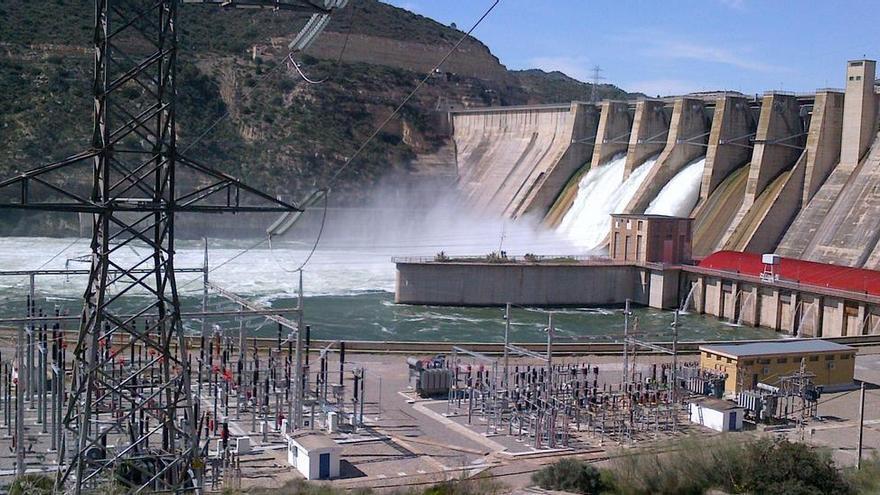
[624,79,706,97]
[641,38,778,73]
[526,55,592,82]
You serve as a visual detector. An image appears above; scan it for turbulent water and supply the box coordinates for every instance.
[556,154,657,250]
[645,157,706,217]
[0,236,781,343]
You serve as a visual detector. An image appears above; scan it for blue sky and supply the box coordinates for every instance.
[385,0,877,96]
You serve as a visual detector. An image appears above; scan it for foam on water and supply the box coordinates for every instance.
[556,154,657,250]
[644,157,706,217]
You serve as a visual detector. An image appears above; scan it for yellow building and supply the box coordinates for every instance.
[699,340,856,396]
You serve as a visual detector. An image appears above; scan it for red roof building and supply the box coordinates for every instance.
[699,251,880,296]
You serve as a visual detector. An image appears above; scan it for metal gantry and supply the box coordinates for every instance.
[0,0,344,492]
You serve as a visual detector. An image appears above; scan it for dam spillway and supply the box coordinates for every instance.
[439,59,878,266]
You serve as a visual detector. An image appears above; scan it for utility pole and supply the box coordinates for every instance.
[292,270,305,430]
[622,299,630,390]
[590,65,605,103]
[503,303,510,390]
[857,381,866,469]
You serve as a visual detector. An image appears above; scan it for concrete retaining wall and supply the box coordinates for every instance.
[395,262,648,307]
[591,101,633,167]
[623,97,710,214]
[624,99,670,178]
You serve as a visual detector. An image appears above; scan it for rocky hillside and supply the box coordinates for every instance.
[0,0,633,233]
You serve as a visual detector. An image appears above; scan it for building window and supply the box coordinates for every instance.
[726,357,732,364]
[856,76,862,81]
[637,220,643,230]
[759,359,770,365]
[828,362,836,370]
[777,358,787,364]
[762,366,770,375]
[809,356,819,362]
[825,355,834,361]
[840,354,851,360]
[743,359,754,366]
[627,220,632,229]
[850,76,855,81]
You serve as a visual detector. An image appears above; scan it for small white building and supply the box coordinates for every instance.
[689,398,744,432]
[286,431,342,480]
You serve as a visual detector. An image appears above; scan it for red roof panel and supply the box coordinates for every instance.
[698,251,880,295]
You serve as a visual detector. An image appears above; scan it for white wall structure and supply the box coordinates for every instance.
[689,399,744,432]
[286,432,342,480]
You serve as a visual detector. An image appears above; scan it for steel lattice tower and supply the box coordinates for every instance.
[0,0,339,491]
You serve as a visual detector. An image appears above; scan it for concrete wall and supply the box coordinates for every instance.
[796,131,880,267]
[802,91,845,204]
[720,93,804,248]
[623,97,710,214]
[451,104,586,218]
[591,100,633,167]
[744,93,805,203]
[700,95,756,201]
[514,102,600,218]
[840,60,877,167]
[395,262,648,307]
[724,153,806,253]
[624,99,670,178]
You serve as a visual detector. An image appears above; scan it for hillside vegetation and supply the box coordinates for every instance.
[0,0,632,233]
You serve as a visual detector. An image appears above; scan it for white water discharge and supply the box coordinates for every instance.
[557,154,657,251]
[644,157,706,217]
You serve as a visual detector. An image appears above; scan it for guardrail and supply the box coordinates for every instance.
[681,265,880,306]
[391,254,617,264]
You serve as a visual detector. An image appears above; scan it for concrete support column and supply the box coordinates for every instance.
[624,99,669,178]
[790,292,799,335]
[745,93,805,205]
[746,286,759,327]
[701,95,756,201]
[802,90,845,204]
[730,282,740,323]
[716,279,724,320]
[624,97,710,214]
[810,297,823,338]
[858,303,867,336]
[696,276,706,315]
[840,60,877,167]
[772,289,781,332]
[837,300,847,337]
[591,100,632,167]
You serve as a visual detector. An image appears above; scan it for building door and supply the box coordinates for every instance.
[319,453,331,479]
[663,239,674,263]
[728,411,737,431]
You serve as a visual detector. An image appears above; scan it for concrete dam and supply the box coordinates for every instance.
[445,59,880,266]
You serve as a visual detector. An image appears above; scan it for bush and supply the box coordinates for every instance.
[9,474,53,495]
[739,438,851,495]
[532,458,609,494]
[605,436,853,495]
[845,453,880,494]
